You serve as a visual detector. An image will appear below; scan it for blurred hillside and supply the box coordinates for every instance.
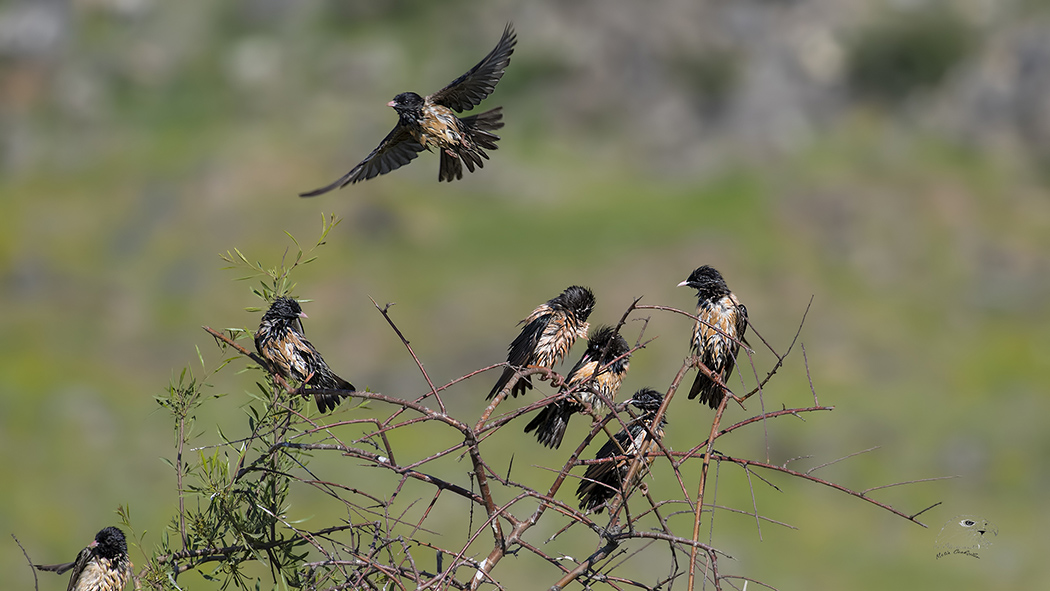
[2,0,1048,589]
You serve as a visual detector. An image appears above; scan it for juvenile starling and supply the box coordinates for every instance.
[255,297,355,413]
[488,286,595,400]
[524,325,631,449]
[576,388,667,513]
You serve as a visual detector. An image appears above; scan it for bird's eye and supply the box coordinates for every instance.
[961,520,975,527]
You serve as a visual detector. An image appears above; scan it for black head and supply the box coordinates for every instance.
[263,297,305,322]
[389,91,424,113]
[678,265,730,298]
[91,526,127,560]
[586,325,630,360]
[553,286,596,322]
[629,387,665,412]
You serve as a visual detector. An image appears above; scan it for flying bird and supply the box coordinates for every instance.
[255,297,355,413]
[577,388,667,513]
[488,285,595,400]
[34,526,132,591]
[678,265,748,408]
[300,23,517,196]
[524,325,631,449]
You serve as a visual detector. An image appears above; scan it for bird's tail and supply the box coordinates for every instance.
[577,473,616,514]
[524,400,574,449]
[487,366,533,400]
[463,107,504,148]
[687,371,723,409]
[439,107,504,182]
[310,373,355,414]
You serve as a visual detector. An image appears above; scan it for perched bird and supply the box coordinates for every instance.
[254,297,355,413]
[488,286,596,400]
[577,388,667,513]
[300,23,517,196]
[524,325,631,449]
[678,265,748,408]
[34,526,132,591]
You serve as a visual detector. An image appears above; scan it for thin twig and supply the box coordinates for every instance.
[12,534,39,591]
[688,394,729,591]
[369,297,445,413]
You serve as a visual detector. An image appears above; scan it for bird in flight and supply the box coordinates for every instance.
[300,24,517,196]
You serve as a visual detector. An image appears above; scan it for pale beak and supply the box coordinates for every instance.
[677,280,689,288]
[387,100,397,107]
[299,312,309,319]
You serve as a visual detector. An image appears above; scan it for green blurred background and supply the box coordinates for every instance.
[2,0,1048,588]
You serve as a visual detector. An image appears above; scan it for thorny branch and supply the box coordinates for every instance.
[129,297,943,591]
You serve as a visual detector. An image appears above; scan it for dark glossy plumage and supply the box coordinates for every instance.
[488,286,595,400]
[577,388,667,513]
[34,526,131,591]
[524,325,631,449]
[678,266,748,408]
[254,297,355,413]
[300,24,516,196]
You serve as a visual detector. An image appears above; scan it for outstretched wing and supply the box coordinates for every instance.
[299,125,425,197]
[34,546,92,591]
[428,23,516,113]
[33,560,77,576]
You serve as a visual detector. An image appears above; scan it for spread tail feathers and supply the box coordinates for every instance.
[439,108,503,182]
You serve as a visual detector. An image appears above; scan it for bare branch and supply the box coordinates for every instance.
[12,534,39,591]
[370,297,446,414]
